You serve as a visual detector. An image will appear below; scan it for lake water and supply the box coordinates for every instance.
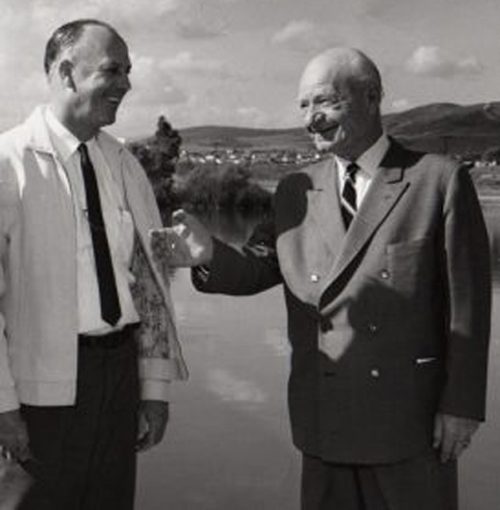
[136,202,500,510]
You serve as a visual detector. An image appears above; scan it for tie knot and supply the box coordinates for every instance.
[346,162,359,178]
[78,143,90,161]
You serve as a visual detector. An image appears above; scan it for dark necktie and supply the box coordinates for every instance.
[78,143,121,326]
[340,162,359,230]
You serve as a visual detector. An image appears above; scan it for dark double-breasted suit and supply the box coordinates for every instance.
[194,140,491,468]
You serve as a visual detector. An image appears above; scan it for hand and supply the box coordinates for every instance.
[0,410,31,462]
[136,400,169,452]
[150,209,214,268]
[433,412,480,463]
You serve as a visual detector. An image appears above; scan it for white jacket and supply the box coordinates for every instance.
[0,107,188,411]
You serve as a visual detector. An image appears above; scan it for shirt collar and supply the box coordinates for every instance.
[44,107,98,163]
[335,133,390,179]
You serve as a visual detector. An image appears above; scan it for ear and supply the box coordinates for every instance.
[57,59,76,90]
[365,85,381,113]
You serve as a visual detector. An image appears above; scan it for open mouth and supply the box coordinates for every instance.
[310,123,339,138]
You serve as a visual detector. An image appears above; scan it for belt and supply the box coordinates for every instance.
[78,324,137,350]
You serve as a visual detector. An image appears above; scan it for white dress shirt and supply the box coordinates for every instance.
[335,134,390,209]
[45,107,140,335]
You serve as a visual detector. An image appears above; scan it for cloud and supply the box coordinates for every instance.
[18,0,181,35]
[391,99,411,111]
[236,106,269,127]
[360,0,399,19]
[129,54,188,105]
[175,20,224,39]
[406,46,483,78]
[160,51,227,76]
[272,20,334,52]
[206,369,267,404]
[263,328,290,358]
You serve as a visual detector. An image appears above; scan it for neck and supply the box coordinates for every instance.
[50,103,96,142]
[338,125,383,161]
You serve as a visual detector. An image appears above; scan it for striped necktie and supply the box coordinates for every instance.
[340,162,359,230]
[78,143,122,326]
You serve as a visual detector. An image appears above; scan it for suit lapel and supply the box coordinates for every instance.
[323,141,410,291]
[306,157,345,258]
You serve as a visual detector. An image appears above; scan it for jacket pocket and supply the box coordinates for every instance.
[386,237,434,297]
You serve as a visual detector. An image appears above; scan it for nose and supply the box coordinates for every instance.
[306,110,327,133]
[117,72,131,93]
[311,111,326,125]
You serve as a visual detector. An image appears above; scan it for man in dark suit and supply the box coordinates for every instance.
[152,48,491,509]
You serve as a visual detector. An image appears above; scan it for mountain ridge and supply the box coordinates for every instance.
[138,102,500,156]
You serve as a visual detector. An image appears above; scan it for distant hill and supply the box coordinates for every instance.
[138,102,500,156]
[383,102,500,155]
[178,125,312,152]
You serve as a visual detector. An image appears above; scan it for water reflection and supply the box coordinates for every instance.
[137,203,500,510]
[206,368,268,404]
[482,199,500,281]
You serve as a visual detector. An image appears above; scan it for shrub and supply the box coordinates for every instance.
[179,163,272,212]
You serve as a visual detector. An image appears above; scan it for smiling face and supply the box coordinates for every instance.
[56,25,131,140]
[298,50,382,160]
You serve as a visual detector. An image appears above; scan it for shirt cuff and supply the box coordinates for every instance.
[140,379,171,402]
[0,388,20,413]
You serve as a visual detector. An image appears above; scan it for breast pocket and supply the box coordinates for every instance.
[386,237,434,298]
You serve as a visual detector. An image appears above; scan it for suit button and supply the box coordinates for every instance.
[370,368,380,378]
[380,269,390,279]
[310,273,320,283]
[368,323,378,334]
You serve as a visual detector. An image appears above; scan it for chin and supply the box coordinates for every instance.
[313,138,337,153]
[99,114,117,128]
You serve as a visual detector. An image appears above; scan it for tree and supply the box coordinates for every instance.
[482,146,500,164]
[153,115,182,170]
[127,115,183,216]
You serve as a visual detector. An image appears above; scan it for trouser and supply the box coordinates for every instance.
[301,450,458,510]
[18,326,139,510]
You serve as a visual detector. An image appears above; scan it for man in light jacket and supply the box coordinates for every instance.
[0,19,187,509]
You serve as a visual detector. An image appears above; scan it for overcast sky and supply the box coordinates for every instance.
[0,0,499,138]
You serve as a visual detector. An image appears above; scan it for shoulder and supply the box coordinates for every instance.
[389,139,464,190]
[98,130,148,176]
[97,129,129,155]
[0,124,29,157]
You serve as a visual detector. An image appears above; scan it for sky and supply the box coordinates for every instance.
[1,0,500,138]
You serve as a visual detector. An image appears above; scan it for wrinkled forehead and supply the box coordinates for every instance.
[298,59,351,99]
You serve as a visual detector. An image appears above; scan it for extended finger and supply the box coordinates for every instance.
[433,416,443,449]
[439,430,455,463]
[136,431,151,452]
[450,437,470,460]
[171,209,186,224]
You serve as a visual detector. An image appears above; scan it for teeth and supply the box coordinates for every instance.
[318,125,337,135]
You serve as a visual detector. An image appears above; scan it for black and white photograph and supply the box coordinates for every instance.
[0,0,498,509]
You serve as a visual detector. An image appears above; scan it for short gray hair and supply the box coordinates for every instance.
[44,19,120,75]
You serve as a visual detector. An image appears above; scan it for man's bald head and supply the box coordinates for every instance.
[299,48,383,108]
[298,47,384,159]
